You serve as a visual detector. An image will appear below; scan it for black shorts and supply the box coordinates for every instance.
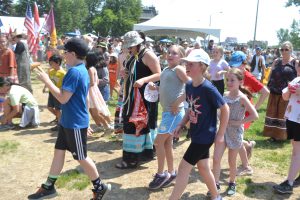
[183,142,213,165]
[47,93,61,110]
[287,120,300,141]
[55,126,88,160]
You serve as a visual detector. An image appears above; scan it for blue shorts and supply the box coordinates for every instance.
[157,108,185,134]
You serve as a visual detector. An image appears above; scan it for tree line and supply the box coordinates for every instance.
[0,0,142,37]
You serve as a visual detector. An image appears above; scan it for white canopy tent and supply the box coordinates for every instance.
[133,14,221,40]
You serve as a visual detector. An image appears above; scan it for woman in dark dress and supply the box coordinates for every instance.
[115,31,161,169]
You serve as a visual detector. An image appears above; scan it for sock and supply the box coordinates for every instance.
[157,172,165,177]
[42,175,58,190]
[92,177,103,191]
[169,170,176,176]
[288,180,293,186]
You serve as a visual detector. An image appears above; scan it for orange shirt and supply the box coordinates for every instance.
[0,48,17,77]
[108,63,118,81]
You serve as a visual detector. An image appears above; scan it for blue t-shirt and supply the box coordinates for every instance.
[186,79,225,144]
[60,63,90,129]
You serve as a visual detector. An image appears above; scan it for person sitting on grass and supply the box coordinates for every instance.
[44,54,66,131]
[0,77,40,130]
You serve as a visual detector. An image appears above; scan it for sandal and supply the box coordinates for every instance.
[115,161,137,169]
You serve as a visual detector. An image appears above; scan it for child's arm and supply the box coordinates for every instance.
[176,65,190,83]
[171,94,186,114]
[282,87,291,101]
[88,69,96,87]
[231,95,259,126]
[215,103,229,144]
[173,110,190,138]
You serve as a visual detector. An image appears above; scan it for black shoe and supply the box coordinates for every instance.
[50,125,59,131]
[207,183,221,197]
[294,175,300,187]
[91,183,111,200]
[28,185,57,199]
[186,129,191,140]
[273,180,293,194]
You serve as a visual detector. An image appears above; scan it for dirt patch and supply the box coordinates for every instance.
[0,79,299,200]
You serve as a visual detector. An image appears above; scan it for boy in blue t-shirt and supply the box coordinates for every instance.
[169,49,229,200]
[28,38,111,200]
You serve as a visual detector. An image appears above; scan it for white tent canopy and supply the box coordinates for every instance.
[133,14,221,39]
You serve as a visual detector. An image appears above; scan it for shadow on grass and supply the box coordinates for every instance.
[252,138,290,150]
[103,183,151,200]
[239,179,293,199]
[87,139,122,154]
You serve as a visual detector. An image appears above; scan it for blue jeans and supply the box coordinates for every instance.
[99,85,110,102]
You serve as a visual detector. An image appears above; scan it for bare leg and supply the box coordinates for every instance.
[90,108,108,127]
[212,141,226,184]
[78,157,99,180]
[165,134,174,173]
[238,143,249,168]
[154,134,169,174]
[197,159,218,199]
[287,140,300,183]
[169,159,193,200]
[49,149,66,176]
[228,149,239,183]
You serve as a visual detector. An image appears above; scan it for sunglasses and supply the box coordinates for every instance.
[280,48,289,52]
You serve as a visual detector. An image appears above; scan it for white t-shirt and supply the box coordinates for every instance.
[252,55,265,80]
[209,59,229,81]
[283,77,300,123]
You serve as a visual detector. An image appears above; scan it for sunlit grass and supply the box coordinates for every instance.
[56,169,90,191]
[0,140,20,155]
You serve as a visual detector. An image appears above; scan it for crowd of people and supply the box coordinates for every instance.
[0,30,300,200]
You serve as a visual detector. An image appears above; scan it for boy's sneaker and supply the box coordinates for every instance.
[91,183,111,200]
[207,183,221,197]
[237,166,253,176]
[226,182,236,196]
[293,175,300,187]
[27,185,57,199]
[273,180,293,194]
[0,124,15,131]
[149,172,170,190]
[161,171,177,188]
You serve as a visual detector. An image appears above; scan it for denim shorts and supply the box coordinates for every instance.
[157,108,185,134]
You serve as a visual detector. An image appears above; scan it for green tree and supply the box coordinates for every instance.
[0,0,14,16]
[286,0,300,7]
[289,19,300,49]
[93,0,142,37]
[85,0,104,33]
[14,0,52,17]
[277,28,290,44]
[55,0,88,34]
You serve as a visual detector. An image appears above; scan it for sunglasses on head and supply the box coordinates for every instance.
[280,48,289,52]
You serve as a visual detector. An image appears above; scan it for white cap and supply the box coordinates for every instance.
[181,49,210,65]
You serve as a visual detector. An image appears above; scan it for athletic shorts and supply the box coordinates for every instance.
[157,108,185,134]
[287,120,300,141]
[47,93,61,110]
[183,142,213,165]
[55,126,88,160]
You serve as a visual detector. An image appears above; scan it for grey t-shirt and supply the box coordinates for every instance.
[159,66,185,112]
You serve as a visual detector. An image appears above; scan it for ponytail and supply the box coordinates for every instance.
[239,85,252,99]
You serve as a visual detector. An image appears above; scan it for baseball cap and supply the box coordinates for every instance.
[181,49,210,65]
[229,51,247,67]
[256,47,262,51]
[59,38,89,57]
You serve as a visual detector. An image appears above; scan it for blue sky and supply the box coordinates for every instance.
[142,0,299,45]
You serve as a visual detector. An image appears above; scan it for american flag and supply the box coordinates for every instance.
[24,3,35,53]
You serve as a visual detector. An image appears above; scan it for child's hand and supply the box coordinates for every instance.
[170,105,179,115]
[42,88,47,93]
[87,127,94,136]
[172,125,182,139]
[148,82,157,90]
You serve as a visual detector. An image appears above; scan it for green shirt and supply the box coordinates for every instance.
[8,85,38,107]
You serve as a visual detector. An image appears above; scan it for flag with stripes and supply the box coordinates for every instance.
[33,2,40,55]
[24,3,35,53]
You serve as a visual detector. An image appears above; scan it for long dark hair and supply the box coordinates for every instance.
[85,51,99,70]
[0,77,15,88]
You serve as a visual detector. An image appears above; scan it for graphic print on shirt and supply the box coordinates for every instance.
[187,95,202,124]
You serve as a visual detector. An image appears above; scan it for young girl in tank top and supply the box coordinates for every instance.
[211,68,258,196]
[147,45,189,190]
